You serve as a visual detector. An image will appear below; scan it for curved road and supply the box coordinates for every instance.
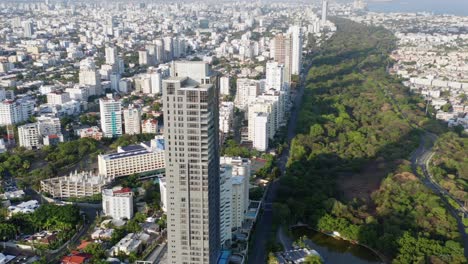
[247,68,308,264]
[411,132,468,257]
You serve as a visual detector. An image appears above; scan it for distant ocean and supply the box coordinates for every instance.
[367,0,468,16]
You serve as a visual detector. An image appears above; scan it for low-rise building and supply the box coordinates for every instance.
[110,233,144,256]
[102,187,134,220]
[141,119,158,134]
[77,126,103,140]
[40,171,113,198]
[98,136,165,177]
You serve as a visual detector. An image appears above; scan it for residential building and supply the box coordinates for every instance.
[322,0,328,25]
[123,104,142,135]
[139,50,149,65]
[163,61,221,263]
[40,171,113,198]
[141,119,158,134]
[102,187,134,220]
[105,46,117,65]
[47,91,71,105]
[99,95,122,138]
[265,61,285,92]
[220,76,230,96]
[235,79,261,111]
[111,233,144,256]
[18,123,41,149]
[220,156,250,229]
[289,25,303,75]
[273,33,292,84]
[77,126,103,140]
[231,175,248,229]
[0,99,35,125]
[98,136,165,177]
[219,102,234,134]
[252,113,269,151]
[22,21,34,38]
[79,58,101,96]
[220,165,232,247]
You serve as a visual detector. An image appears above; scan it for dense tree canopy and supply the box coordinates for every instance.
[275,18,465,263]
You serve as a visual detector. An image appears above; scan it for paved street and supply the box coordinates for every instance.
[410,132,468,258]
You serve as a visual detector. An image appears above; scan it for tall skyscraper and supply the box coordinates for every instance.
[273,33,292,84]
[99,95,122,138]
[289,25,303,75]
[322,0,328,25]
[163,61,220,264]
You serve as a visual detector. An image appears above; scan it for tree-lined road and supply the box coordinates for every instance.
[247,68,308,264]
[411,132,468,258]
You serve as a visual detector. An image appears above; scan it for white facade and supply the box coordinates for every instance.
[98,136,165,177]
[149,70,163,94]
[102,187,134,220]
[231,175,248,229]
[79,58,102,96]
[18,123,41,149]
[0,99,34,125]
[235,78,261,110]
[266,61,285,92]
[47,91,71,105]
[105,46,117,65]
[220,76,230,96]
[99,95,122,138]
[220,165,232,247]
[289,25,303,75]
[141,119,158,134]
[322,0,328,25]
[139,50,149,65]
[248,97,279,141]
[123,105,141,135]
[253,113,269,151]
[219,102,234,134]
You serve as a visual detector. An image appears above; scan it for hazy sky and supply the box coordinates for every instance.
[366,0,468,16]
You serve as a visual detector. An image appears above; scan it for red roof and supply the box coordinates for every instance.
[113,187,132,194]
[49,134,59,139]
[61,253,92,264]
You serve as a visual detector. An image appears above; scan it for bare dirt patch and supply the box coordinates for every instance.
[337,159,390,203]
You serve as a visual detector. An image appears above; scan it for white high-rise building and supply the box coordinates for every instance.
[248,97,279,141]
[253,113,269,151]
[123,105,141,135]
[219,102,234,134]
[163,61,220,264]
[322,0,328,25]
[234,79,261,111]
[149,70,162,94]
[289,25,303,75]
[0,99,34,125]
[102,187,134,220]
[18,123,41,149]
[105,46,117,65]
[22,21,34,38]
[266,61,285,91]
[139,50,149,65]
[220,157,250,230]
[220,76,230,96]
[47,91,71,105]
[79,58,102,96]
[99,95,123,138]
[36,116,61,136]
[220,165,232,247]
